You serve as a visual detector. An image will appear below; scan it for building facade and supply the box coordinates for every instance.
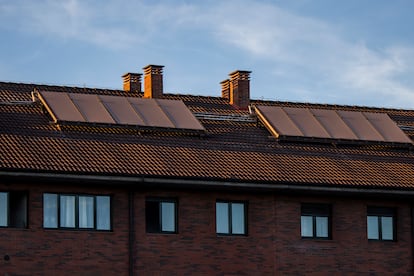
[1,66,414,275]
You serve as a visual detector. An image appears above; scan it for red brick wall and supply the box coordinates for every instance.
[0,182,130,276]
[134,191,276,275]
[134,191,413,275]
[274,195,413,275]
[0,182,413,275]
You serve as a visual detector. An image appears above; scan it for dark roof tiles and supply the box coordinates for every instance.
[1,81,414,190]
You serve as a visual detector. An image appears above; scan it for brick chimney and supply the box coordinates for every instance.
[228,70,251,109]
[220,79,230,99]
[143,64,164,98]
[122,73,142,93]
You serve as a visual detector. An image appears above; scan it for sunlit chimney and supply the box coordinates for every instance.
[143,64,164,98]
[228,70,251,109]
[220,79,230,99]
[122,72,142,93]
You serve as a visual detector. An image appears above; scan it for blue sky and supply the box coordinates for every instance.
[1,0,414,108]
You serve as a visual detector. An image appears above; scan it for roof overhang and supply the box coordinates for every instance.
[2,170,414,200]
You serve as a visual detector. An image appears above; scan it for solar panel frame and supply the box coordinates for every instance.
[254,105,413,146]
[38,91,205,134]
[38,91,85,123]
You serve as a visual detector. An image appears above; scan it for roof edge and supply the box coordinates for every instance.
[1,171,414,199]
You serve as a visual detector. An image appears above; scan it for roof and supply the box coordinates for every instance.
[1,81,414,192]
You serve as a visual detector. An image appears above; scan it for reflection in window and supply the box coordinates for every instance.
[0,191,28,228]
[367,207,396,241]
[146,198,177,233]
[216,201,247,235]
[43,193,111,231]
[301,203,331,239]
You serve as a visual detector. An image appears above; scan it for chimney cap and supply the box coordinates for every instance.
[142,64,164,70]
[229,70,252,80]
[143,64,164,76]
[122,72,142,78]
[229,70,252,75]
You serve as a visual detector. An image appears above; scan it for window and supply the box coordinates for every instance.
[216,201,247,235]
[367,207,396,241]
[301,203,331,239]
[0,191,28,228]
[43,193,111,231]
[146,198,177,233]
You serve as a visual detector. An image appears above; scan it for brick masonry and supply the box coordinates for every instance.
[0,182,413,275]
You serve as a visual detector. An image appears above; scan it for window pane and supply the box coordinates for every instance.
[367,216,379,239]
[146,201,159,233]
[96,196,111,230]
[316,216,328,237]
[301,216,313,237]
[161,202,176,232]
[216,202,229,234]
[0,192,8,227]
[43,194,58,228]
[381,217,394,240]
[231,203,245,234]
[60,195,75,228]
[79,196,94,228]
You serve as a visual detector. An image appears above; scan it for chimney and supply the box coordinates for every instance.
[220,79,230,99]
[143,64,164,98]
[229,70,251,109]
[122,73,142,93]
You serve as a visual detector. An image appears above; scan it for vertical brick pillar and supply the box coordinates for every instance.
[229,70,251,109]
[122,73,142,93]
[143,65,164,98]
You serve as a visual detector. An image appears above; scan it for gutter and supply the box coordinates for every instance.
[2,171,414,199]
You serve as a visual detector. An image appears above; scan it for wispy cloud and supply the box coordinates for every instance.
[1,0,414,107]
[0,0,140,49]
[204,0,414,107]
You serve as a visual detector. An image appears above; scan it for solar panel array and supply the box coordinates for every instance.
[254,105,412,145]
[38,91,205,133]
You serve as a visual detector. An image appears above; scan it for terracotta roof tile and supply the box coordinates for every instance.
[1,81,414,190]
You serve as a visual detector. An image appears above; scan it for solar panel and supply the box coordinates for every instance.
[38,91,205,133]
[70,93,115,124]
[283,107,331,138]
[255,105,412,146]
[99,95,145,125]
[363,112,412,143]
[39,91,85,122]
[128,97,174,128]
[336,110,384,141]
[157,99,208,130]
[310,109,358,140]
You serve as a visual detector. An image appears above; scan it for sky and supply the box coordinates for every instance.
[1,0,414,109]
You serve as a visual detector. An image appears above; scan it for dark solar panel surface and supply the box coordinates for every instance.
[255,105,412,145]
[38,91,205,132]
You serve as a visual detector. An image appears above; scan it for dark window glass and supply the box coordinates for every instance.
[367,207,396,241]
[146,198,177,233]
[0,191,28,229]
[43,193,111,231]
[216,201,247,235]
[301,203,331,239]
